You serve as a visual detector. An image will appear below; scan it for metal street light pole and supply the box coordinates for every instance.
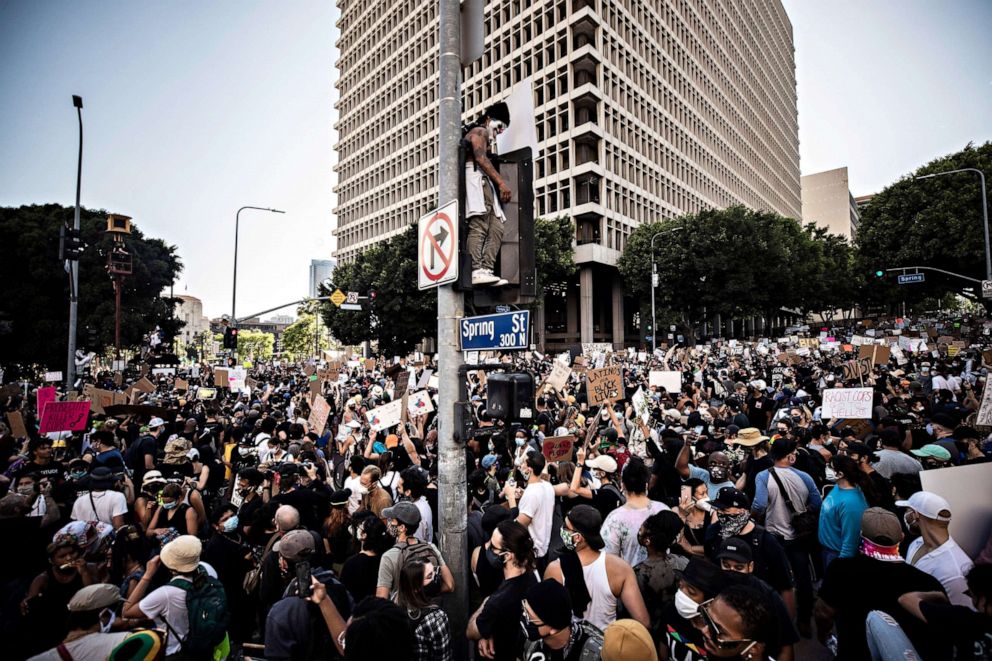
[66,95,83,391]
[915,168,991,281]
[650,227,682,353]
[232,206,285,327]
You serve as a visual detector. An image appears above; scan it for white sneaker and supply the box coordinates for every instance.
[472,269,499,285]
[492,276,509,287]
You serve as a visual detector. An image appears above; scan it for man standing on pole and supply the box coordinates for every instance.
[464,102,512,287]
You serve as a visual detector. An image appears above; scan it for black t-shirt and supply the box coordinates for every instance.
[340,552,382,604]
[746,396,774,429]
[660,602,707,661]
[920,600,992,660]
[126,435,157,484]
[590,483,624,520]
[17,459,65,483]
[705,524,794,592]
[819,555,947,660]
[476,571,539,661]
[742,455,774,501]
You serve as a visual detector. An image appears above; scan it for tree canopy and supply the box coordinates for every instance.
[280,312,327,360]
[534,215,577,290]
[0,204,183,373]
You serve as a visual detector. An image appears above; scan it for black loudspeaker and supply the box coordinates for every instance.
[486,372,535,421]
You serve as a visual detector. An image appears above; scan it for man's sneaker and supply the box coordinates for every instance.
[472,269,499,285]
[492,276,509,287]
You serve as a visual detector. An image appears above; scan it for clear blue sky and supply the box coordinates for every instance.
[1,1,989,321]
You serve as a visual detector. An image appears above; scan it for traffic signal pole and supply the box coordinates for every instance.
[437,0,469,657]
[66,96,83,391]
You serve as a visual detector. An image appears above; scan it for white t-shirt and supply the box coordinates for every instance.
[906,537,975,609]
[71,490,128,525]
[414,495,433,544]
[140,585,189,656]
[344,474,363,514]
[518,480,555,557]
[28,631,132,661]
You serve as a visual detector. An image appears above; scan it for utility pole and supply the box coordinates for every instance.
[437,0,468,657]
[66,95,84,391]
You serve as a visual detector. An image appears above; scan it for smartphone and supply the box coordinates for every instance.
[681,485,691,502]
[295,560,312,598]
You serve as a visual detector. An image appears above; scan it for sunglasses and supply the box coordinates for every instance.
[698,599,754,650]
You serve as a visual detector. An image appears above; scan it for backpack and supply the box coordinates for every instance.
[169,567,230,659]
[522,621,604,661]
[601,483,627,507]
[396,539,443,598]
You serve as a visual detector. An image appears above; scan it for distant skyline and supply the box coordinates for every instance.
[1,1,990,320]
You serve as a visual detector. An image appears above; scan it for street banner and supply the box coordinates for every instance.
[365,399,404,432]
[544,361,571,392]
[39,401,91,434]
[407,390,435,417]
[585,366,623,406]
[821,387,873,419]
[649,370,682,393]
[309,395,331,436]
[542,435,575,463]
[37,386,56,418]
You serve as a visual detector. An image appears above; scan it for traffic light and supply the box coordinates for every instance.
[59,225,85,261]
[223,326,239,349]
[874,269,884,278]
[369,289,377,301]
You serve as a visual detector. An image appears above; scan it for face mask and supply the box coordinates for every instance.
[515,437,526,447]
[560,527,577,551]
[222,516,239,533]
[357,485,369,496]
[16,485,34,496]
[387,522,400,538]
[675,589,701,619]
[70,471,87,480]
[520,618,542,642]
[718,511,751,538]
[238,447,250,456]
[695,497,712,512]
[486,546,507,569]
[709,466,728,482]
[488,441,495,452]
[926,424,934,436]
[162,501,178,511]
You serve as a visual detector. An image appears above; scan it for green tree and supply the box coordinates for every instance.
[237,329,274,361]
[855,141,992,308]
[534,216,577,290]
[322,224,437,356]
[0,204,182,374]
[281,313,327,360]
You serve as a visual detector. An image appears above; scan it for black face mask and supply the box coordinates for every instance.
[486,546,506,569]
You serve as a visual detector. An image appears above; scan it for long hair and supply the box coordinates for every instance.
[832,454,879,504]
[397,559,433,614]
[497,520,536,574]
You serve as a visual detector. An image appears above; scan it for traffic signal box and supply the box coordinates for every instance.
[456,144,537,307]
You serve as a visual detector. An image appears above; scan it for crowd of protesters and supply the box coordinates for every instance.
[1,313,991,660]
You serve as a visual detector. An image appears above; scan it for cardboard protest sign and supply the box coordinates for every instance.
[858,344,890,365]
[393,370,411,399]
[83,385,117,415]
[6,411,28,439]
[798,338,819,348]
[214,369,229,388]
[920,462,992,558]
[133,377,156,393]
[39,401,91,434]
[407,390,435,417]
[820,387,873,419]
[427,375,439,390]
[648,370,682,393]
[309,376,321,398]
[585,366,623,406]
[976,380,992,427]
[365,358,376,372]
[544,361,572,392]
[542,436,576,463]
[174,378,189,392]
[365,399,404,432]
[37,386,56,418]
[308,395,331,436]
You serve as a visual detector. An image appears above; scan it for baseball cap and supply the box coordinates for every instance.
[930,413,956,430]
[677,557,723,598]
[566,504,605,550]
[160,535,202,573]
[710,487,751,511]
[68,583,124,612]
[895,491,952,522]
[382,501,422,529]
[481,455,498,470]
[276,529,316,561]
[148,417,165,429]
[911,444,952,462]
[602,619,658,661]
[861,507,903,545]
[524,579,572,630]
[586,454,618,474]
[715,537,753,564]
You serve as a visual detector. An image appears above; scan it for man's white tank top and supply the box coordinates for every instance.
[581,551,616,631]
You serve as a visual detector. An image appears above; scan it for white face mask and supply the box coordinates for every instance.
[694,497,712,512]
[675,589,701,619]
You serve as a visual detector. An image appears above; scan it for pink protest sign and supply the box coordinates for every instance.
[39,401,91,434]
[37,387,56,417]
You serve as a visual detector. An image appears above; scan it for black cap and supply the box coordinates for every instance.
[930,412,956,430]
[716,537,753,564]
[525,580,572,629]
[567,504,605,550]
[710,486,751,511]
[677,557,723,599]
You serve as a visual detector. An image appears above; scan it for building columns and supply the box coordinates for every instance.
[611,278,624,350]
[579,267,594,344]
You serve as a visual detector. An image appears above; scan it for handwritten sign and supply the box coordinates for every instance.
[196,387,218,400]
[542,435,576,463]
[416,369,434,390]
[798,338,819,348]
[6,411,28,439]
[133,377,156,393]
[585,366,623,406]
[649,370,682,393]
[37,386,56,417]
[544,361,572,392]
[841,358,874,382]
[976,381,992,427]
[858,345,890,365]
[821,387,873,419]
[365,398,404,432]
[39,401,91,433]
[407,390,435,417]
[309,395,331,436]
[82,385,117,415]
[393,370,411,400]
[630,387,651,424]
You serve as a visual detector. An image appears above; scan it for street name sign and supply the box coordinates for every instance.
[897,273,925,285]
[459,310,530,351]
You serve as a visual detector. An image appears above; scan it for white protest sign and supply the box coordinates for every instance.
[365,399,404,432]
[976,380,992,427]
[920,462,992,558]
[820,387,873,419]
[637,351,648,363]
[416,369,434,390]
[544,361,572,392]
[631,387,651,424]
[407,390,435,417]
[44,371,63,382]
[557,351,572,366]
[582,342,613,355]
[649,370,682,393]
[228,366,248,393]
[427,375,439,389]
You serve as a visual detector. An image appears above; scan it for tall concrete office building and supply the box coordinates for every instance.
[309,259,336,298]
[333,0,800,348]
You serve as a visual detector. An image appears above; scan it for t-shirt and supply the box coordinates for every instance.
[635,553,688,639]
[752,466,820,540]
[872,448,922,479]
[688,464,734,500]
[920,600,992,661]
[601,500,670,566]
[906,537,974,608]
[139,585,189,656]
[476,571,539,661]
[414,495,434,544]
[340,552,381,604]
[126,435,157,484]
[518,480,555,557]
[70,489,128,525]
[377,540,445,596]
[27,631,133,661]
[818,555,947,660]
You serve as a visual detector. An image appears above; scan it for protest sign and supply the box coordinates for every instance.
[6,411,28,439]
[581,342,613,355]
[821,387,873,419]
[133,377,156,393]
[44,371,62,382]
[976,378,992,427]
[196,387,218,401]
[365,399,404,432]
[427,374,439,389]
[407,390,435,417]
[308,395,331,436]
[416,369,434,390]
[648,370,682,393]
[630,387,651,424]
[585,366,623,406]
[37,386,56,418]
[858,344,890,365]
[228,367,247,393]
[214,369,229,388]
[542,436,576,463]
[365,358,376,371]
[174,378,189,392]
[393,370,411,399]
[82,385,117,415]
[544,361,571,392]
[798,338,819,348]
[39,401,91,434]
[920,462,992,558]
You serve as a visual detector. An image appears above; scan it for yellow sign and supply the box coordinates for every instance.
[329,289,346,307]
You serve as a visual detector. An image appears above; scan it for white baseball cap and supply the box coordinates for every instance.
[895,491,952,522]
[148,417,166,428]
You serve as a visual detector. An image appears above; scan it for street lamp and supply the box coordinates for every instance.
[231,206,285,327]
[650,227,683,353]
[915,168,990,281]
[66,95,84,390]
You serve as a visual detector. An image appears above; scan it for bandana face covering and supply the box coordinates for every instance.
[717,511,751,538]
[859,537,903,562]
